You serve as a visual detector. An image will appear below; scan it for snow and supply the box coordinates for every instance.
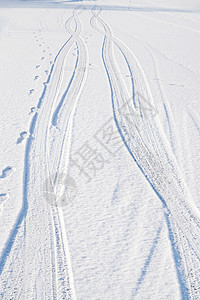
[0,0,200,299]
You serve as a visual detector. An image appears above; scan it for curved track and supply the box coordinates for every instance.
[91,6,200,298]
[0,6,88,299]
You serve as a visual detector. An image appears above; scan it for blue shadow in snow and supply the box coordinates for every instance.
[0,29,74,276]
[0,1,199,12]
[0,167,12,179]
[101,33,189,299]
[131,223,163,298]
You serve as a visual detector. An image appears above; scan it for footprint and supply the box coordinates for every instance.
[50,61,53,65]
[43,50,46,53]
[169,83,184,87]
[0,193,8,204]
[16,131,28,144]
[34,75,39,81]
[41,57,45,61]
[0,167,13,179]
[29,89,34,95]
[29,107,36,115]
[89,63,96,70]
[45,70,48,75]
[39,44,42,47]
[36,65,40,69]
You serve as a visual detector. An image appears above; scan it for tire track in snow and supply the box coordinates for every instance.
[91,10,187,296]
[25,11,83,300]
[47,11,88,300]
[48,14,88,181]
[46,10,89,298]
[26,6,88,299]
[91,6,200,298]
[0,6,87,299]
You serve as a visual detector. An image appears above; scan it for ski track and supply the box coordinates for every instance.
[0,6,88,299]
[114,24,199,80]
[43,7,88,299]
[91,6,200,298]
[24,7,87,299]
[1,3,200,299]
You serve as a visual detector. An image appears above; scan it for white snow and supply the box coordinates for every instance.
[0,0,200,299]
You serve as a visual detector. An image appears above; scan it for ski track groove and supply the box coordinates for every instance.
[34,6,88,299]
[47,10,89,298]
[0,6,88,299]
[34,8,86,300]
[91,6,200,298]
[1,3,200,299]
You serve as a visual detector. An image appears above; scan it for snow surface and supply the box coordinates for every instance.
[0,0,200,299]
